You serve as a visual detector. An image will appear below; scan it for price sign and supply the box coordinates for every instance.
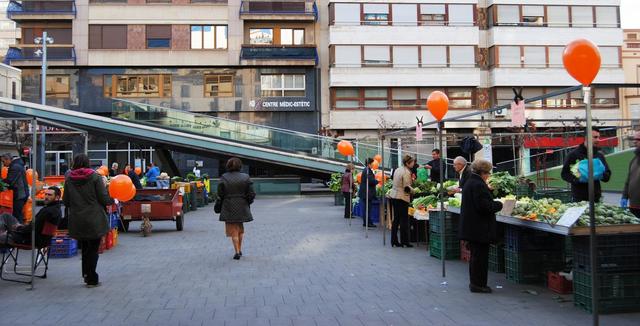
[500,199,516,216]
[556,206,588,227]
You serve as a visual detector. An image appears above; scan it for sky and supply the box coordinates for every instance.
[621,0,640,28]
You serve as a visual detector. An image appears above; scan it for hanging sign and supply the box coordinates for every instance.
[510,101,525,127]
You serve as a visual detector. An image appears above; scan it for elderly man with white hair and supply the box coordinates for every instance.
[453,156,471,190]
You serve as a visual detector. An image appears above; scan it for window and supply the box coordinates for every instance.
[593,88,617,106]
[595,7,618,28]
[522,6,544,26]
[571,6,593,27]
[448,4,474,26]
[522,88,543,107]
[191,25,228,49]
[204,74,234,97]
[392,46,418,68]
[391,88,418,109]
[570,90,584,107]
[89,25,127,49]
[498,46,521,67]
[449,46,475,67]
[46,75,70,98]
[547,6,569,27]
[496,5,519,26]
[334,46,361,67]
[548,47,564,67]
[420,4,446,25]
[334,88,360,109]
[249,28,273,45]
[629,43,640,49]
[392,4,417,26]
[545,88,569,108]
[447,88,473,108]
[146,25,171,48]
[146,0,171,3]
[523,47,546,67]
[281,29,304,45]
[363,4,389,25]
[104,74,171,98]
[629,34,638,40]
[421,46,447,67]
[364,89,388,109]
[260,74,305,97]
[600,47,620,67]
[334,4,360,25]
[363,46,390,66]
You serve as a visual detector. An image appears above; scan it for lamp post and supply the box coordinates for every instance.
[34,32,54,179]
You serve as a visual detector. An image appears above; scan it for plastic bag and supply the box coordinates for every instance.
[577,158,605,183]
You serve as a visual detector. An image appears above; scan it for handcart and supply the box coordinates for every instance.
[119,189,184,236]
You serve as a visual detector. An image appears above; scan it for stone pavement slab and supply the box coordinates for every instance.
[0,196,638,325]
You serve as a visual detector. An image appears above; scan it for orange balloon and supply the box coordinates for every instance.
[371,160,379,170]
[1,166,7,179]
[427,91,449,122]
[134,167,142,175]
[563,39,601,86]
[374,154,382,163]
[356,172,362,184]
[26,169,38,185]
[337,140,355,156]
[375,171,388,183]
[108,175,134,200]
[97,166,108,176]
[119,184,137,202]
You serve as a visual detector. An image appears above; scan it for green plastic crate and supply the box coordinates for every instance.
[429,231,460,260]
[488,244,505,273]
[533,189,573,203]
[505,249,564,284]
[573,271,640,314]
[428,211,458,234]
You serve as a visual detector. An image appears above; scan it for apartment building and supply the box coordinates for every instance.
[0,1,20,60]
[621,28,640,144]
[321,0,625,172]
[4,0,321,176]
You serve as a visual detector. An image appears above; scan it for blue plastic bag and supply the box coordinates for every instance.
[578,158,605,183]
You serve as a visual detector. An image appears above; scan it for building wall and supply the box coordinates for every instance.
[621,29,640,137]
[0,63,21,100]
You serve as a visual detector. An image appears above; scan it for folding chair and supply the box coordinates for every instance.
[0,220,58,284]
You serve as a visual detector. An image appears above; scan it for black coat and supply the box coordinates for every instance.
[560,144,611,202]
[459,173,503,244]
[459,166,472,189]
[128,170,143,190]
[5,157,29,200]
[358,167,377,200]
[218,172,255,223]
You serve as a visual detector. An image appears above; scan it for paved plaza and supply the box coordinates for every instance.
[1,196,638,326]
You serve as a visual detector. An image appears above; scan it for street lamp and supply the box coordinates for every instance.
[34,32,54,179]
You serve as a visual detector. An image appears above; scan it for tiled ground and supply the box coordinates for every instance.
[0,196,637,325]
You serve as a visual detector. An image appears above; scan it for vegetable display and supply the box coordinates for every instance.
[412,195,437,210]
[327,172,342,192]
[488,172,518,198]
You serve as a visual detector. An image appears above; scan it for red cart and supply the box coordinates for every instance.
[119,189,184,235]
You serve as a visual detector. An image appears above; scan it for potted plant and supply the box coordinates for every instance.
[327,172,344,206]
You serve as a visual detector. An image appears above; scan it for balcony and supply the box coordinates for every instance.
[240,0,317,21]
[240,45,317,66]
[3,44,76,67]
[7,1,76,22]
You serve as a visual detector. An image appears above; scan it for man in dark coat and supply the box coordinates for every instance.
[425,149,444,183]
[358,158,378,228]
[2,153,29,223]
[453,156,471,190]
[127,168,143,190]
[561,129,611,202]
[10,187,62,247]
[459,159,503,293]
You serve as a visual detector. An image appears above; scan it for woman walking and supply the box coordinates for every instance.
[389,155,416,247]
[63,153,114,287]
[340,164,356,219]
[217,157,256,260]
[458,159,503,293]
[358,158,378,228]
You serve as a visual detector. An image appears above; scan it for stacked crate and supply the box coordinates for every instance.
[429,211,460,260]
[504,225,565,284]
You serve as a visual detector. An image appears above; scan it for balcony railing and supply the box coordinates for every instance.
[240,0,318,21]
[240,45,318,64]
[3,44,76,65]
[7,0,77,19]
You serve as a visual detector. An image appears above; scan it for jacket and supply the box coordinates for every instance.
[13,201,62,247]
[128,170,143,190]
[358,167,377,200]
[63,168,114,240]
[389,166,413,203]
[5,157,28,200]
[459,173,503,243]
[458,165,472,189]
[340,171,355,193]
[145,166,160,182]
[218,172,255,223]
[561,144,611,202]
[623,148,640,208]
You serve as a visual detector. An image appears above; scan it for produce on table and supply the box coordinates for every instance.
[487,171,518,198]
[412,195,437,210]
[570,160,581,179]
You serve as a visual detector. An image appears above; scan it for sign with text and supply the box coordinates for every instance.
[250,98,314,112]
[556,206,588,227]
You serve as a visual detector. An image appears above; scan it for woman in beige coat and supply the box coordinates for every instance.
[389,155,415,247]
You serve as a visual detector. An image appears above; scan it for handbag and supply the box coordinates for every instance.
[214,196,223,214]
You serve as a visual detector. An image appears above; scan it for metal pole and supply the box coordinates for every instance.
[439,122,446,278]
[349,155,353,228]
[584,86,599,325]
[381,136,386,246]
[84,133,88,155]
[365,164,369,239]
[39,31,47,179]
[511,135,517,176]
[30,118,38,290]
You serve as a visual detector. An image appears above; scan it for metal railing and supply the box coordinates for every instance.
[240,0,317,20]
[7,0,77,19]
[240,45,318,64]
[3,44,76,65]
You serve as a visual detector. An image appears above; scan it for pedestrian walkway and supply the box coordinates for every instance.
[0,196,637,325]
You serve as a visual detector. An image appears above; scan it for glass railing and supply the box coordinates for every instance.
[112,99,410,168]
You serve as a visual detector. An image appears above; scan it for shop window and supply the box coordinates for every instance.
[204,74,234,97]
[420,4,446,25]
[496,5,519,26]
[363,4,389,25]
[191,25,228,49]
[363,46,390,66]
[595,7,618,28]
[260,74,305,97]
[547,6,569,27]
[392,46,418,68]
[334,88,360,109]
[363,88,388,109]
[392,4,417,26]
[333,3,360,25]
[89,25,127,49]
[421,46,447,67]
[104,74,171,98]
[249,28,273,45]
[45,75,70,99]
[146,25,171,49]
[281,29,304,46]
[571,6,594,27]
[391,88,418,109]
[522,6,544,26]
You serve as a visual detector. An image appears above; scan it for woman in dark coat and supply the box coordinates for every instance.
[358,158,378,227]
[217,157,256,260]
[458,159,503,293]
[63,153,114,287]
[340,163,356,219]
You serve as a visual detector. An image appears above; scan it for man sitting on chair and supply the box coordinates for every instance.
[1,187,62,246]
